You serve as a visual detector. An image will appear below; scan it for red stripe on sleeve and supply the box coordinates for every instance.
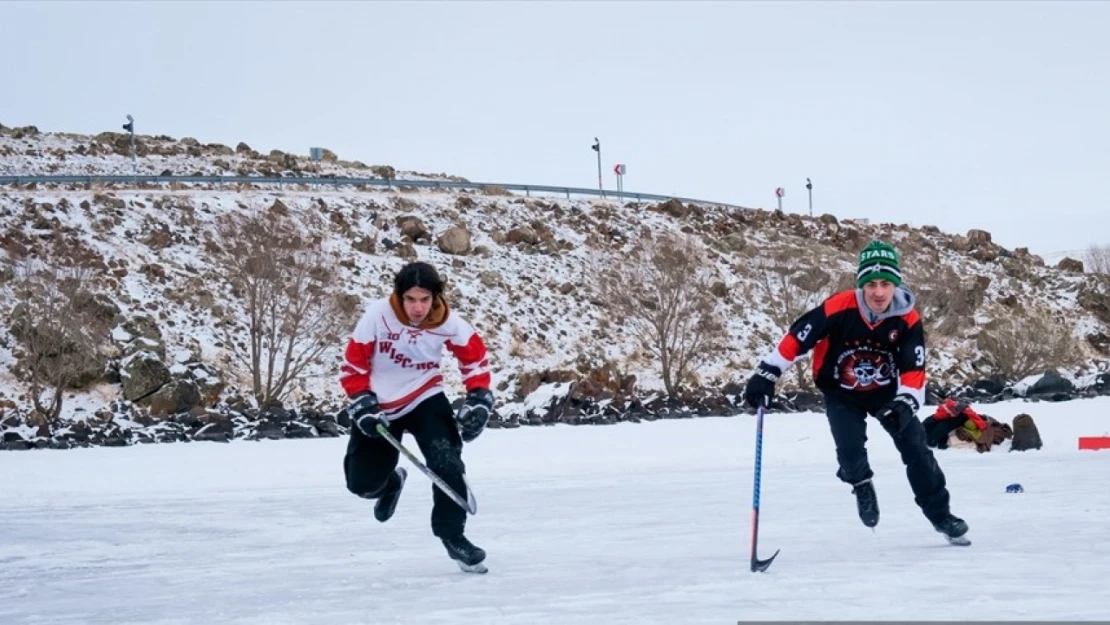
[824,290,858,316]
[447,333,491,390]
[778,334,802,362]
[340,338,374,397]
[902,309,921,326]
[899,370,925,390]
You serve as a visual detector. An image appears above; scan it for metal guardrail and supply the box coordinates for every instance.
[0,174,745,209]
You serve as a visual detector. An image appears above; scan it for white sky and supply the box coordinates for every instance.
[2,0,1107,257]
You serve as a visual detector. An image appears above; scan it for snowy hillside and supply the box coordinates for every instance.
[0,123,463,182]
[3,123,1110,449]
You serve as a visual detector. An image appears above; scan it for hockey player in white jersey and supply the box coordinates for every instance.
[340,261,494,572]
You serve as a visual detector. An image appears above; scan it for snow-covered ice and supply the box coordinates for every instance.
[2,397,1109,624]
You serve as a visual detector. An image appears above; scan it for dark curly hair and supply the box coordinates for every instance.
[393,261,445,298]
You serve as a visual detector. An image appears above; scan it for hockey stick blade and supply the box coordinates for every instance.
[751,548,780,573]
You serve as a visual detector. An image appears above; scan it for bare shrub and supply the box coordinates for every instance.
[751,255,829,391]
[594,232,727,396]
[6,260,116,426]
[211,205,356,407]
[1085,244,1110,275]
[371,165,396,180]
[975,304,1080,380]
[902,247,975,340]
[480,185,513,196]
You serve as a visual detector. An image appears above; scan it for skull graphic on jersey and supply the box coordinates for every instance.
[836,347,895,392]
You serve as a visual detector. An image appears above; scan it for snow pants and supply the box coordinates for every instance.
[823,392,952,523]
[344,392,468,539]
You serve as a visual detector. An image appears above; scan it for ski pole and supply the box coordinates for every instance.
[376,423,478,515]
[750,404,780,572]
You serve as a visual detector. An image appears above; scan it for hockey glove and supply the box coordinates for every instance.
[349,391,387,438]
[456,388,494,443]
[743,363,781,409]
[876,394,918,435]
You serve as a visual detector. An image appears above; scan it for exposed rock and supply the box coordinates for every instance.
[1058,257,1084,273]
[505,225,538,246]
[437,225,471,255]
[1025,369,1074,400]
[396,215,430,242]
[120,351,171,401]
[967,229,992,245]
[148,379,202,417]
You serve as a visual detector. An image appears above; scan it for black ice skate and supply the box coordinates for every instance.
[852,479,879,528]
[442,534,487,574]
[931,514,970,546]
[374,467,407,523]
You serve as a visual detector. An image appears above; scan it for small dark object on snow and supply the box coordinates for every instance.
[1011,414,1043,452]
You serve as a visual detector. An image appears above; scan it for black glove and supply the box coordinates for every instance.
[876,394,918,435]
[743,363,781,409]
[349,391,387,438]
[456,388,494,443]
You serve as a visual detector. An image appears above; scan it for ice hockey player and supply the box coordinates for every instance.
[742,240,970,545]
[339,261,495,571]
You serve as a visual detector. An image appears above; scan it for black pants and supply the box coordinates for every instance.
[921,415,967,449]
[824,393,951,523]
[343,392,468,539]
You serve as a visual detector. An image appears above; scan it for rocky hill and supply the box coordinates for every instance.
[2,123,1109,450]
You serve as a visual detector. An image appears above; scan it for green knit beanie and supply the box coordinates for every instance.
[857,240,902,288]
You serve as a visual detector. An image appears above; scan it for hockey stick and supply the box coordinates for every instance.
[750,405,779,572]
[375,423,478,515]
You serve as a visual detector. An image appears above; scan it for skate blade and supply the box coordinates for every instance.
[455,560,488,574]
[944,534,971,546]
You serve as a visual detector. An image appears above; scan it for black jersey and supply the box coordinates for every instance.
[761,288,926,408]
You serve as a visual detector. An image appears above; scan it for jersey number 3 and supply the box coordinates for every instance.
[914,345,925,367]
[797,323,813,342]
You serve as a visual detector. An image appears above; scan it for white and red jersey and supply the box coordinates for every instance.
[339,295,491,420]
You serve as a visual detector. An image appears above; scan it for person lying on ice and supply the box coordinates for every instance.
[923,398,1013,453]
[742,239,970,545]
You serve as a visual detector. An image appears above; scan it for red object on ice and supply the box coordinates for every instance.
[1078,436,1110,451]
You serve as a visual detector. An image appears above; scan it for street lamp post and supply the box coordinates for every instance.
[591,137,603,197]
[122,114,137,177]
[806,177,813,217]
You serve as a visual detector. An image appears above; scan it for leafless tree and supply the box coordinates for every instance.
[210,205,356,407]
[6,261,115,427]
[976,304,1079,380]
[751,255,832,391]
[1085,244,1110,275]
[595,231,727,396]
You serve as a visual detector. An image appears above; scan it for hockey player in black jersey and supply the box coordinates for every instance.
[743,240,969,545]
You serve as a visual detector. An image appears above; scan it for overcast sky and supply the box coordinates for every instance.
[2,0,1107,258]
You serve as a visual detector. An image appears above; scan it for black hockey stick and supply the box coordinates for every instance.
[376,423,478,515]
[750,405,779,572]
